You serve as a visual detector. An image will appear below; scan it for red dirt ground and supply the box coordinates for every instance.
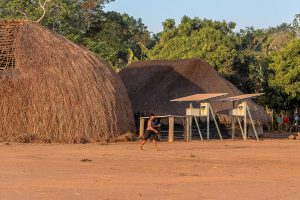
[1,140,300,200]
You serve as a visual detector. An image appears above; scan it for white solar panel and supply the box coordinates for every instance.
[170,93,228,102]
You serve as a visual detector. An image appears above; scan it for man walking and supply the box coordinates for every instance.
[140,113,160,151]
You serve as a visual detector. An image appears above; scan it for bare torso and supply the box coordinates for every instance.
[146,118,154,131]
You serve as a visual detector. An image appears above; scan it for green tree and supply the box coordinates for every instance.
[0,0,113,36]
[149,16,297,99]
[82,11,152,67]
[293,14,300,38]
[235,50,269,92]
[0,0,154,69]
[163,18,176,31]
[150,17,242,79]
[269,39,300,103]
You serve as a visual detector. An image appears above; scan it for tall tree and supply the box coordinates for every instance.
[293,14,300,38]
[269,39,300,109]
[0,0,154,69]
[151,16,241,79]
[0,0,113,37]
[82,11,152,68]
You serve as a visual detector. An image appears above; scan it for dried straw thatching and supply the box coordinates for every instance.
[0,20,134,143]
[120,59,270,125]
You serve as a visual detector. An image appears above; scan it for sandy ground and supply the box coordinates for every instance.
[1,139,300,200]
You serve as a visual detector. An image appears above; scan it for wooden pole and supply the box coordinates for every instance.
[207,107,210,140]
[244,102,247,141]
[232,101,236,140]
[209,104,222,140]
[168,116,174,143]
[139,118,145,138]
[185,116,191,142]
[232,116,236,140]
[190,115,192,141]
[247,106,259,141]
[237,117,246,140]
[189,103,193,141]
[185,117,188,142]
[194,116,203,140]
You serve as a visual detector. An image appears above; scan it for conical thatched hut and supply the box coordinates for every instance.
[120,59,270,125]
[0,20,134,143]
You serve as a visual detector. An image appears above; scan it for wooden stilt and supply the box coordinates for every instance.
[189,103,193,141]
[185,116,191,142]
[207,110,210,140]
[232,116,236,140]
[190,116,193,140]
[168,116,174,142]
[237,117,246,140]
[194,116,203,140]
[244,103,247,141]
[247,106,259,141]
[232,102,236,140]
[139,118,145,138]
[209,104,222,140]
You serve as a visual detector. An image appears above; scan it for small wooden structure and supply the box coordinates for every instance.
[171,93,228,141]
[217,93,264,141]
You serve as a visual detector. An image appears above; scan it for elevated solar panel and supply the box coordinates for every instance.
[217,93,264,102]
[170,93,228,102]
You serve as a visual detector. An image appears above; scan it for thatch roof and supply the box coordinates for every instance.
[0,20,134,143]
[120,59,270,125]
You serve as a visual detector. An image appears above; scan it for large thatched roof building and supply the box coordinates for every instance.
[0,20,134,143]
[120,59,270,125]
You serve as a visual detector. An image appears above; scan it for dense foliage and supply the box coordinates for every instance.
[79,11,152,68]
[0,0,299,111]
[148,17,299,111]
[0,0,152,69]
[268,39,300,110]
[0,0,112,35]
[149,17,267,92]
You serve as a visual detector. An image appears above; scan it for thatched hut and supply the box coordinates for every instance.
[0,20,134,143]
[120,59,270,125]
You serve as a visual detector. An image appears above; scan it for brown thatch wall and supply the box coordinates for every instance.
[0,20,134,143]
[120,59,270,125]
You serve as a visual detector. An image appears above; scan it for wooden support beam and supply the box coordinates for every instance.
[232,116,236,140]
[244,103,247,141]
[232,101,236,140]
[237,117,246,140]
[189,115,192,141]
[139,118,145,138]
[168,116,174,143]
[208,104,222,140]
[185,116,191,142]
[247,106,259,141]
[186,103,193,142]
[194,116,203,141]
[207,111,210,140]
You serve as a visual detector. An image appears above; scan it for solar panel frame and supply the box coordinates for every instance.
[216,93,264,102]
[170,93,228,102]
